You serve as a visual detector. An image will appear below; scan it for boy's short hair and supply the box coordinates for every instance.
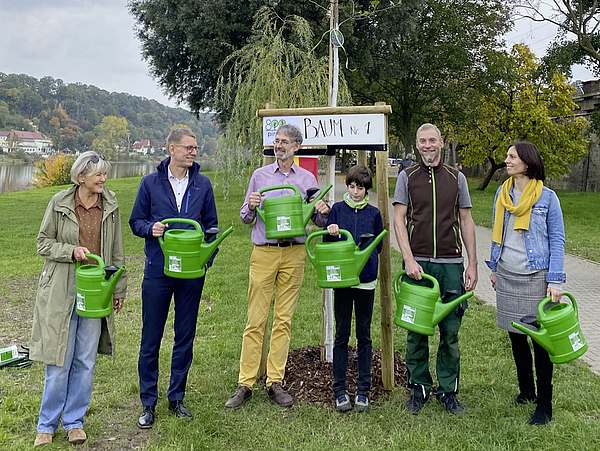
[346,165,373,191]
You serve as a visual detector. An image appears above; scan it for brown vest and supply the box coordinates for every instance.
[405,160,462,258]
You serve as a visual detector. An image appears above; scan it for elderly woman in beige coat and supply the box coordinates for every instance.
[31,151,127,446]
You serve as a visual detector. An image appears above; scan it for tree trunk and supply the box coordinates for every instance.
[477,156,505,190]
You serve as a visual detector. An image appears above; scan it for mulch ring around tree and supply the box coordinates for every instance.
[283,345,408,409]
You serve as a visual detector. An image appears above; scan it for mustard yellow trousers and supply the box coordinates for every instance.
[238,244,306,387]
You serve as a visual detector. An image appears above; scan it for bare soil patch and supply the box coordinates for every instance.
[284,345,408,409]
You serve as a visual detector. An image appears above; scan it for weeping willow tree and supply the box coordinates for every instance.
[215,6,353,196]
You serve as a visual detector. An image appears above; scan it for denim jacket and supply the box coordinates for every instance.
[486,184,566,283]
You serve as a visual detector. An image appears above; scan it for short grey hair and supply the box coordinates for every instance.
[276,124,303,146]
[71,151,110,185]
[416,123,442,141]
[167,128,196,149]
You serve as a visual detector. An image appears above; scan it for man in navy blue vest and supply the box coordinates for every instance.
[130,128,219,428]
[393,123,478,416]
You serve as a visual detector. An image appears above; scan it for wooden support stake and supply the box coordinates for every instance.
[375,102,394,390]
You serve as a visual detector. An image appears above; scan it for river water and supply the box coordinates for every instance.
[0,161,159,193]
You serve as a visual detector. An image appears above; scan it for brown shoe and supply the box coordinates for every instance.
[34,433,53,446]
[268,382,293,407]
[225,385,252,409]
[67,428,87,445]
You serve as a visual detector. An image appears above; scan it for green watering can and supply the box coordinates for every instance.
[256,184,332,239]
[511,292,588,364]
[158,218,233,279]
[305,229,388,288]
[76,253,125,318]
[393,271,473,336]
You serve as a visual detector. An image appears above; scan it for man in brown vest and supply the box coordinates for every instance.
[393,123,478,416]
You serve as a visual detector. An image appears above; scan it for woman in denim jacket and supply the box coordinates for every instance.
[487,142,565,426]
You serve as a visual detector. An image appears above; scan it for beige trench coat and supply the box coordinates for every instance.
[30,185,127,366]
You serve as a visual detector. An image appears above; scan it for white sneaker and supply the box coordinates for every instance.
[354,393,370,412]
[335,392,352,412]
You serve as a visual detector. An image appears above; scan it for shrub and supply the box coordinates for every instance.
[32,152,75,188]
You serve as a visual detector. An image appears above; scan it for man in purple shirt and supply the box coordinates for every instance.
[225,124,330,409]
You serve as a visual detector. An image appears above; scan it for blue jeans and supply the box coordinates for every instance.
[37,307,101,433]
[138,275,204,406]
[332,287,375,397]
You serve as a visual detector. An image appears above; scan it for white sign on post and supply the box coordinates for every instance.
[263,114,386,147]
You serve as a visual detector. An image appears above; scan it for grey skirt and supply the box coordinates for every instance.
[496,265,548,333]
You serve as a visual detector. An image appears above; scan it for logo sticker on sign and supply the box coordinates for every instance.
[277,216,291,231]
[169,255,182,272]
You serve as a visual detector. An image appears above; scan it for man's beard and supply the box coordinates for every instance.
[423,153,436,165]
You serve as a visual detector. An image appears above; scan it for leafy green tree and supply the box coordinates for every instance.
[92,116,130,160]
[345,0,511,152]
[516,0,600,73]
[128,0,328,119]
[214,6,352,187]
[454,45,589,190]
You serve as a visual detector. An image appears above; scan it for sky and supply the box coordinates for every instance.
[0,1,595,111]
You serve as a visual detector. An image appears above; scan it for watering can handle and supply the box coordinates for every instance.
[160,218,202,233]
[393,270,439,293]
[304,229,354,259]
[77,253,105,268]
[538,291,577,318]
[258,185,300,196]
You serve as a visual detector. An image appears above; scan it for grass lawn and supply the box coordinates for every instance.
[1,174,599,450]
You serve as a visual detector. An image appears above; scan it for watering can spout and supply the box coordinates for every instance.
[432,290,473,327]
[355,230,388,272]
[101,265,126,306]
[511,320,554,354]
[302,184,333,226]
[201,226,234,256]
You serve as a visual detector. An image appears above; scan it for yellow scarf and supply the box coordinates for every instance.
[492,177,543,245]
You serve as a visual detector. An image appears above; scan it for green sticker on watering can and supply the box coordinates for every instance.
[77,292,85,311]
[276,216,291,232]
[326,265,342,282]
[401,305,417,324]
[570,331,584,351]
[169,255,182,273]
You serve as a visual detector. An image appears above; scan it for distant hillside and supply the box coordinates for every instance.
[0,72,221,154]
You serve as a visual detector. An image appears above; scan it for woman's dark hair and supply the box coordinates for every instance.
[510,141,546,182]
[346,165,373,191]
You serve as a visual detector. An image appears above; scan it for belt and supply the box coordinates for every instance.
[261,241,299,247]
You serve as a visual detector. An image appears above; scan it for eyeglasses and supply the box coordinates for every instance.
[174,144,199,153]
[274,139,292,146]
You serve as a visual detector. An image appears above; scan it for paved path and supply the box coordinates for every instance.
[325,174,600,374]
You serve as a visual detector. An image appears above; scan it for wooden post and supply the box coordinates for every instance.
[374,101,395,390]
[357,150,367,167]
[257,102,276,381]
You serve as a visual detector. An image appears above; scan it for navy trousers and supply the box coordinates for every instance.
[138,275,204,407]
[332,287,375,397]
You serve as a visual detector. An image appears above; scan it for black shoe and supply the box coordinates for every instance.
[168,400,193,418]
[267,382,293,407]
[405,389,426,415]
[137,406,155,429]
[439,393,467,416]
[515,392,537,405]
[528,402,552,425]
[225,385,253,409]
